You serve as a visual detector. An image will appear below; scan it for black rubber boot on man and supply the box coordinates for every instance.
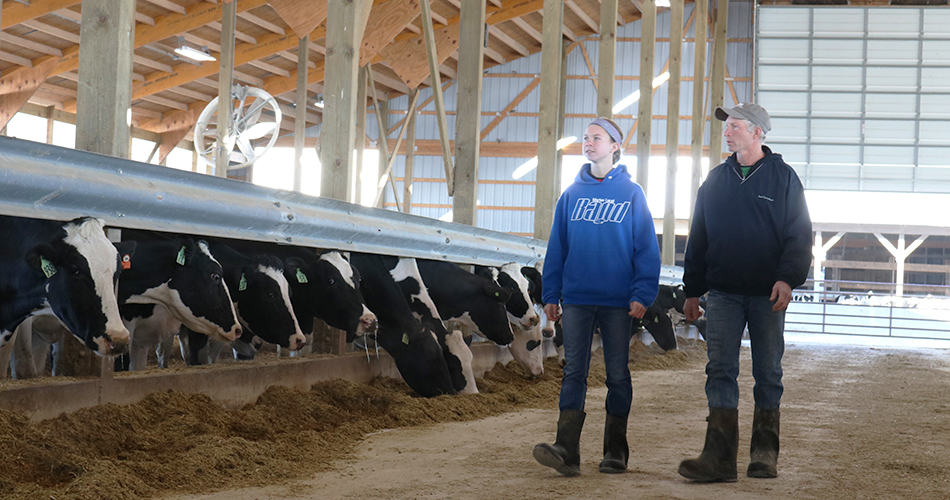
[598,413,629,473]
[677,407,739,482]
[747,407,780,478]
[533,409,586,477]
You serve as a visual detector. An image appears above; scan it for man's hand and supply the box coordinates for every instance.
[684,297,703,322]
[628,301,646,319]
[770,280,792,311]
[544,303,561,322]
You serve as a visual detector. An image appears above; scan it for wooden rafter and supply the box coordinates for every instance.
[565,0,599,33]
[360,0,421,66]
[1,0,79,29]
[380,23,460,89]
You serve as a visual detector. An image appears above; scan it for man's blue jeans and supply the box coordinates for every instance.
[704,290,786,410]
[559,304,633,416]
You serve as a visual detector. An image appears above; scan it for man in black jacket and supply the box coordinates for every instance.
[678,103,813,482]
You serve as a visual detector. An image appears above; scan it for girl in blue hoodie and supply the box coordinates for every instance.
[533,117,661,476]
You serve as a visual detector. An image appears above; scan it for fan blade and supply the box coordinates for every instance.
[235,135,257,163]
[241,122,278,141]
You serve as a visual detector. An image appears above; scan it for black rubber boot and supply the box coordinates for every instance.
[677,408,739,482]
[533,409,586,476]
[747,407,780,478]
[598,413,629,473]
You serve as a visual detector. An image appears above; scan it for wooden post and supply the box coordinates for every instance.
[45,105,55,144]
[662,0,684,266]
[420,0,455,196]
[452,0,486,226]
[690,0,709,227]
[215,0,236,178]
[354,68,369,204]
[533,0,564,240]
[637,0,656,191]
[708,0,729,167]
[597,0,618,118]
[75,0,135,159]
[403,94,417,214]
[321,0,368,201]
[294,36,310,193]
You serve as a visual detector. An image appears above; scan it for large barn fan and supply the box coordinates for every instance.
[194,85,282,170]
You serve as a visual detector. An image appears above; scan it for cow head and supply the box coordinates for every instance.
[25,218,129,354]
[383,320,459,397]
[228,255,306,351]
[520,266,543,305]
[508,321,544,377]
[287,251,377,342]
[159,240,241,342]
[497,263,540,329]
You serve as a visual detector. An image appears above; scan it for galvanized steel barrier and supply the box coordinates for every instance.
[0,136,544,266]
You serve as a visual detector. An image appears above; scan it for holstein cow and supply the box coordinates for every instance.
[415,259,514,345]
[476,263,544,376]
[229,243,378,342]
[118,238,243,370]
[0,216,129,354]
[183,242,306,365]
[632,284,686,351]
[350,253,457,397]
[7,239,243,374]
[387,256,474,394]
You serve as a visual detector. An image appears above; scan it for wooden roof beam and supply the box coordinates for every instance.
[489,25,529,57]
[510,17,542,43]
[208,21,257,44]
[237,11,286,35]
[565,0,599,33]
[1,0,79,29]
[142,0,186,15]
[20,20,80,43]
[0,32,63,57]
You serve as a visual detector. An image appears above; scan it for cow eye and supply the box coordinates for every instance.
[266,291,277,300]
[70,266,83,277]
[210,272,221,281]
[328,277,335,285]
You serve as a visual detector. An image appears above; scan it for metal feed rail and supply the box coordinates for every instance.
[0,136,544,266]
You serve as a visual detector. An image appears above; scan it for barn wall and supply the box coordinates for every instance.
[372,1,756,236]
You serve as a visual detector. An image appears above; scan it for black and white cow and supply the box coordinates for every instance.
[416,259,514,345]
[632,284,685,351]
[117,238,242,370]
[258,246,377,342]
[0,216,129,354]
[387,256,474,394]
[183,241,307,364]
[350,253,457,397]
[476,263,544,376]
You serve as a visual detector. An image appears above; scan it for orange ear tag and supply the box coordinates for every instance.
[121,254,132,270]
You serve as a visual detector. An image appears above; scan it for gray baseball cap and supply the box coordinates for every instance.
[715,102,771,134]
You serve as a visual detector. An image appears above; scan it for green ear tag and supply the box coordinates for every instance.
[40,256,57,278]
[494,291,500,297]
[296,268,309,284]
[239,273,248,291]
[402,332,410,345]
[176,246,187,266]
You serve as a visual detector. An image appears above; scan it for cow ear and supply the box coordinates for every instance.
[474,266,492,280]
[483,282,512,303]
[26,243,59,278]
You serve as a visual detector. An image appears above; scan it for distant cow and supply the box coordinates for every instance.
[0,216,129,354]
[416,259,514,345]
[388,256,474,393]
[183,242,307,365]
[350,253,457,397]
[476,263,544,376]
[119,239,242,370]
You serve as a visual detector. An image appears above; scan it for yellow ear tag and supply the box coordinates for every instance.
[402,332,410,345]
[40,256,57,278]
[239,273,248,291]
[296,268,308,284]
[176,246,186,266]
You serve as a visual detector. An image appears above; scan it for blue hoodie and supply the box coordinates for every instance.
[542,163,661,309]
